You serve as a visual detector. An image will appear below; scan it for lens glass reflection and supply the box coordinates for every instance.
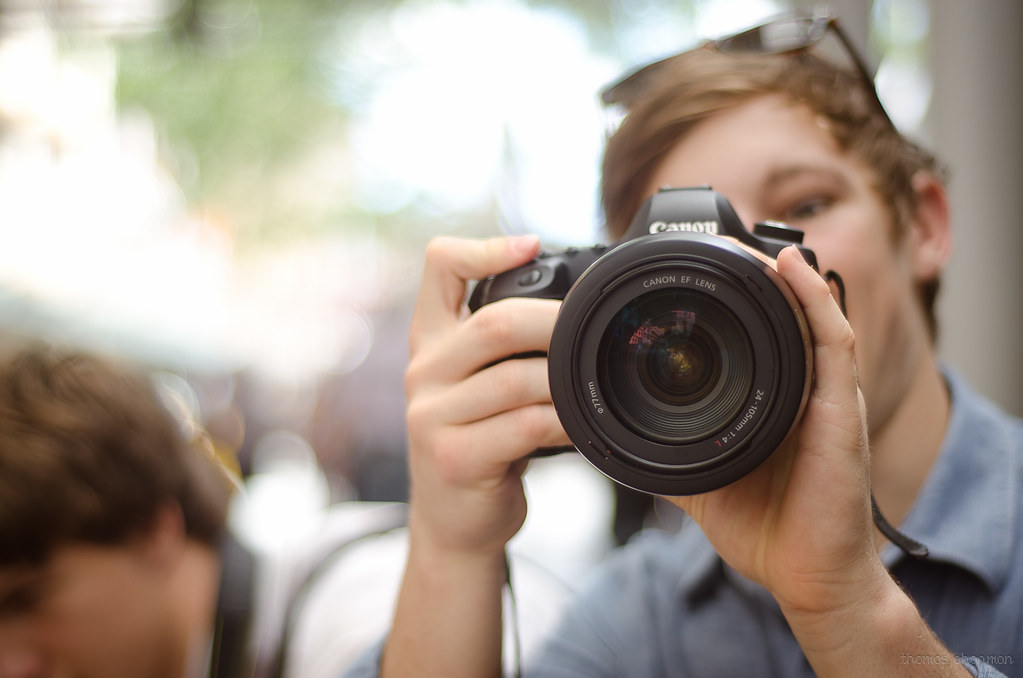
[600,287,754,444]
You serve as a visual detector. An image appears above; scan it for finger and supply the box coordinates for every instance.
[408,356,551,431]
[776,245,860,409]
[405,297,560,403]
[411,235,541,346]
[409,388,568,480]
[445,298,561,381]
[437,405,571,476]
[720,235,776,267]
[408,356,569,466]
[436,356,554,425]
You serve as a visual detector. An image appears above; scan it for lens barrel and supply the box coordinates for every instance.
[548,232,811,495]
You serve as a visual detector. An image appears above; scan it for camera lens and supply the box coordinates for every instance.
[547,232,812,496]
[644,330,717,405]
[600,289,752,444]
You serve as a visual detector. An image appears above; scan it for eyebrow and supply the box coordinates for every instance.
[761,164,853,192]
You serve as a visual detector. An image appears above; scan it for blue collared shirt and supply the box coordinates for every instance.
[340,370,1022,677]
[524,370,1022,677]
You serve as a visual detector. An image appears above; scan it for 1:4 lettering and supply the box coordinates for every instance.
[714,389,765,447]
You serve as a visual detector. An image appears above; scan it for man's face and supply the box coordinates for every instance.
[0,543,180,678]
[646,94,936,432]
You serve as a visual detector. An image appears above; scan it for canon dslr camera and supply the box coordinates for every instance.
[469,186,816,496]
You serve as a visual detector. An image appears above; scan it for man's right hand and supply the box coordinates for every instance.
[405,234,570,554]
[383,235,570,678]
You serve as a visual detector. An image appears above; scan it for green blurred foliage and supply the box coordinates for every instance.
[111,0,695,248]
[114,0,356,246]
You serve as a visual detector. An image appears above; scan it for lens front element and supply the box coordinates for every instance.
[601,289,753,444]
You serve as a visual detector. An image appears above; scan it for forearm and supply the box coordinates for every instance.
[782,571,970,678]
[381,535,508,678]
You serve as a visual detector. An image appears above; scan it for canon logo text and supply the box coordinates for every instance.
[648,220,720,234]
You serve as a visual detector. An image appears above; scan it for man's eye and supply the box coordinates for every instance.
[785,197,833,221]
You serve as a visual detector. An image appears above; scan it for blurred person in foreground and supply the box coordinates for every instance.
[344,12,1023,678]
[0,347,405,678]
[0,347,239,678]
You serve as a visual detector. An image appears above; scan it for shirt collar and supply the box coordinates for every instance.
[883,368,1018,594]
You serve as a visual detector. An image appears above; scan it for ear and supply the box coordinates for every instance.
[905,171,952,282]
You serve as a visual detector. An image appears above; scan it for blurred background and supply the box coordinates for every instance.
[0,0,1019,554]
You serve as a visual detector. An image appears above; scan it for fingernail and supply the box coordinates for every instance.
[787,244,808,264]
[511,234,540,256]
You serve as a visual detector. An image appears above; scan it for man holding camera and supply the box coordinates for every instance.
[347,13,1023,678]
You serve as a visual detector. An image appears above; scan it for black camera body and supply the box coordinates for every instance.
[470,187,814,496]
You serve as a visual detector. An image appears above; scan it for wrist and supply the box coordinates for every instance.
[779,560,898,655]
[407,528,509,582]
[772,541,891,621]
[408,502,515,565]
[781,567,968,677]
[385,519,509,678]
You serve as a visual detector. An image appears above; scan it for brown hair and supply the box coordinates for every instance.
[0,347,232,565]
[601,48,946,337]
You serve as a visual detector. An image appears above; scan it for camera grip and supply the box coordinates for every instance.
[467,245,610,312]
[466,247,610,459]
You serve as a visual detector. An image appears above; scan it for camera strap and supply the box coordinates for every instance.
[823,269,929,559]
[504,550,524,678]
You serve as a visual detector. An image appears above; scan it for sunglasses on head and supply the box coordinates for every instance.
[600,12,894,134]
